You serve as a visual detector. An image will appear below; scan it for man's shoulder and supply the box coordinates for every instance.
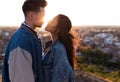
[8,27,40,51]
[13,27,31,38]
[9,28,33,47]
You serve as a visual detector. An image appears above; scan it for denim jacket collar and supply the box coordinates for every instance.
[21,23,38,37]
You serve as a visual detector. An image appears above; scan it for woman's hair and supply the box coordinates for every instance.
[55,14,77,69]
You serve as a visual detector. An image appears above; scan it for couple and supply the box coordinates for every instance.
[2,0,76,82]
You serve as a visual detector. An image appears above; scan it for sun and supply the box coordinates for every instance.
[42,5,57,29]
[42,16,53,30]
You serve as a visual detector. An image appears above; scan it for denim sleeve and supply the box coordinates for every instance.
[8,47,34,82]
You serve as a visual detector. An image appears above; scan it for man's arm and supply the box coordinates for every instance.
[8,47,34,82]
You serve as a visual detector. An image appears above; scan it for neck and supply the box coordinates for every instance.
[51,33,58,42]
[25,19,36,30]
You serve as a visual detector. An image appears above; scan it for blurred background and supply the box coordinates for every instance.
[0,0,120,82]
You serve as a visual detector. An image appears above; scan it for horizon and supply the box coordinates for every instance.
[1,25,120,28]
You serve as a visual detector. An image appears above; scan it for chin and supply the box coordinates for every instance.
[45,28,50,32]
[37,26,42,28]
[45,28,48,31]
[45,26,48,30]
[36,24,42,28]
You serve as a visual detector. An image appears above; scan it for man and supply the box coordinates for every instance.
[2,0,47,82]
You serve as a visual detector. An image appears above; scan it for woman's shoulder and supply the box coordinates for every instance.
[53,40,65,49]
[51,40,67,55]
[51,40,68,60]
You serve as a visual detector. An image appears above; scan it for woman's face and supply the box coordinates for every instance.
[45,17,58,33]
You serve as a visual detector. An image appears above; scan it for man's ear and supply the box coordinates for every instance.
[28,12,34,19]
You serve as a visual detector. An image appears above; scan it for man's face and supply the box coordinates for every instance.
[32,7,45,27]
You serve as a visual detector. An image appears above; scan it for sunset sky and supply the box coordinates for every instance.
[0,0,120,26]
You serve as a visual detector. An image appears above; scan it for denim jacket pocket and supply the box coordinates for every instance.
[64,77,71,82]
[57,78,69,82]
[57,63,71,82]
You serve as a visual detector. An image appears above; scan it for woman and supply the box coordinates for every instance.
[42,14,76,82]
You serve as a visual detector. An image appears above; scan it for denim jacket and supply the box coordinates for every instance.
[42,40,74,82]
[2,24,42,82]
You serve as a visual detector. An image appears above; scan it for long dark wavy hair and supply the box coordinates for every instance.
[55,14,77,69]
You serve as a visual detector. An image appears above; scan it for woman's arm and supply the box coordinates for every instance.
[51,47,74,82]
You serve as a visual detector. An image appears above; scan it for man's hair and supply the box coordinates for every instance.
[22,0,47,17]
